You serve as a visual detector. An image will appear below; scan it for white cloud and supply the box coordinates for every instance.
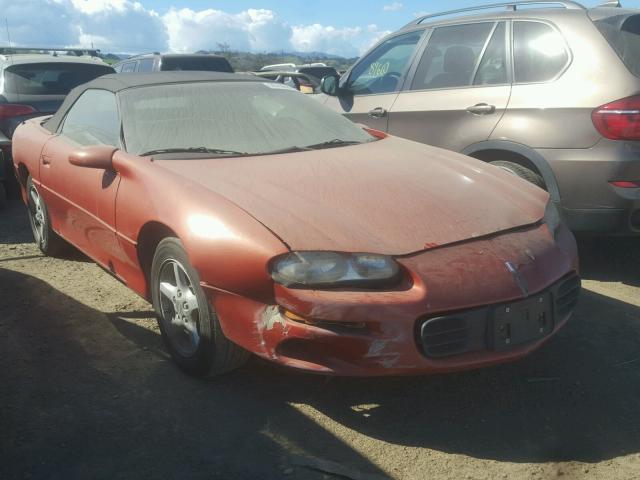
[0,0,385,57]
[291,24,362,57]
[162,8,293,53]
[383,2,403,12]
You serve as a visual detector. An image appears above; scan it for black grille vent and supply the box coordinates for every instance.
[554,275,581,318]
[421,317,469,357]
[419,308,488,358]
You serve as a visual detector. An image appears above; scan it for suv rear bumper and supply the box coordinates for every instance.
[541,139,640,234]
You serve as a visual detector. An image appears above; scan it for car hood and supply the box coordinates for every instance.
[155,136,548,255]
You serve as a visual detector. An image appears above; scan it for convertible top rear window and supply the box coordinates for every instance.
[119,81,374,157]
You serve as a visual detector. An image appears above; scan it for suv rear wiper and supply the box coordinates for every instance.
[140,147,248,157]
[303,139,364,150]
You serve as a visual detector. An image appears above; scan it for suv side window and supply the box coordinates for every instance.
[61,89,120,147]
[410,22,496,90]
[137,58,154,72]
[347,31,423,95]
[120,62,136,73]
[513,21,569,83]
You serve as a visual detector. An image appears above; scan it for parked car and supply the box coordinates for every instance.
[252,70,322,94]
[260,63,340,93]
[319,0,640,235]
[114,53,234,73]
[12,72,579,377]
[0,48,114,208]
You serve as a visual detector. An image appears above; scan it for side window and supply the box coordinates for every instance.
[513,21,569,83]
[137,58,154,72]
[61,89,120,147]
[347,31,423,95]
[474,22,507,85]
[410,22,495,90]
[121,62,136,73]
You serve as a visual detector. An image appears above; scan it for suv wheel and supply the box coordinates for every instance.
[490,161,546,190]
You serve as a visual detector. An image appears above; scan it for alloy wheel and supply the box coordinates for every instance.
[157,259,201,357]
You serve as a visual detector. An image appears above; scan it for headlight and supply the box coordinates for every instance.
[270,251,401,288]
[544,199,561,235]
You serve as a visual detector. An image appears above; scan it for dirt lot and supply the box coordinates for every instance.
[1,198,640,480]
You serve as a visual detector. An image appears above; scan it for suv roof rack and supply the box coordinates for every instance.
[595,1,621,7]
[0,47,101,57]
[407,1,585,27]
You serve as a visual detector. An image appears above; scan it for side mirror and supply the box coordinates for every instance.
[69,145,118,170]
[320,74,341,96]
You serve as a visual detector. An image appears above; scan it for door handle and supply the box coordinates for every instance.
[368,107,387,118]
[41,154,52,165]
[466,103,496,115]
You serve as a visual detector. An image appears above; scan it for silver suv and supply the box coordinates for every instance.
[320,1,640,234]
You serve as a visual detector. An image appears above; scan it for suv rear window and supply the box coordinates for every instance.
[593,14,640,77]
[513,22,569,83]
[3,63,114,95]
[160,56,234,73]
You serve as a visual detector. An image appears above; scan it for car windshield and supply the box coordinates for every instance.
[118,81,375,157]
[3,63,114,95]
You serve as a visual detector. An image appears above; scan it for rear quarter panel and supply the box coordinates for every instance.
[492,13,640,149]
[11,117,52,190]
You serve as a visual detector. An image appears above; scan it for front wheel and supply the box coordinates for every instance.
[26,176,67,255]
[150,237,249,377]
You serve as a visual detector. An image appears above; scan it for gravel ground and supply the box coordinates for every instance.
[1,198,640,480]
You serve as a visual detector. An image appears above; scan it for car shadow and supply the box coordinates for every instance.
[577,236,640,287]
[0,200,90,263]
[0,198,34,245]
[110,285,640,465]
[0,268,388,480]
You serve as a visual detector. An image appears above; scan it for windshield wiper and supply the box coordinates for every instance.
[140,147,248,157]
[255,145,314,155]
[303,139,364,150]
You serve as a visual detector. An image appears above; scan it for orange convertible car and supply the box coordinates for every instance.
[12,72,580,377]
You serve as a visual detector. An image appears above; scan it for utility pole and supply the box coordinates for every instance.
[5,18,12,48]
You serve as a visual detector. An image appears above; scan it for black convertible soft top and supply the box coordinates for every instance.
[44,71,264,133]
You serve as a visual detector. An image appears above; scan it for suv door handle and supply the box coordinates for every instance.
[466,103,496,115]
[368,107,387,118]
[41,154,52,165]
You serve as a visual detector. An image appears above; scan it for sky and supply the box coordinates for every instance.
[1,0,640,57]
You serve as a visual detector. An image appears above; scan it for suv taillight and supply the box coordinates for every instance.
[592,95,640,140]
[0,104,36,121]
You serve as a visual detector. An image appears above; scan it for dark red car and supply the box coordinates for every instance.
[12,72,580,377]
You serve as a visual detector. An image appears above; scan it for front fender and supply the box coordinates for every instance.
[112,151,288,303]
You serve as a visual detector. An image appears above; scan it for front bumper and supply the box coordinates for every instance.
[206,223,579,376]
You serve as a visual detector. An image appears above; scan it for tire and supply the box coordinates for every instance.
[0,182,6,210]
[26,176,67,256]
[150,237,250,377]
[490,160,546,190]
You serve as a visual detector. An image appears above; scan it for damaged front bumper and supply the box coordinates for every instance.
[204,223,580,376]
